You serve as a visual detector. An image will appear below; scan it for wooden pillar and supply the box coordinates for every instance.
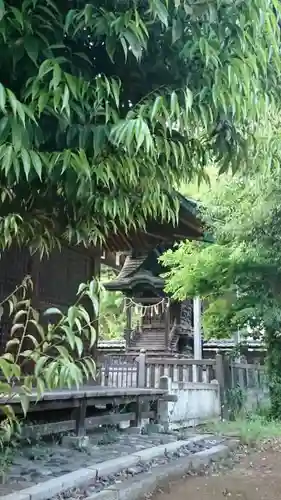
[126,298,132,330]
[215,353,231,420]
[130,396,141,428]
[30,251,40,308]
[90,254,100,379]
[164,298,170,350]
[75,398,87,437]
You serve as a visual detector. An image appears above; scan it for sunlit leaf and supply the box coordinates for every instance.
[19,394,30,416]
[43,307,63,316]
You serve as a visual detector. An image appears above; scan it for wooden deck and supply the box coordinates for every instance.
[0,385,167,404]
[1,385,174,439]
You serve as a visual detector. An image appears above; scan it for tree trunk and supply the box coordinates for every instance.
[266,329,281,419]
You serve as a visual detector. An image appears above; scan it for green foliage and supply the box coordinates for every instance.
[205,413,281,446]
[0,277,97,447]
[162,169,281,418]
[226,387,245,421]
[98,265,140,340]
[99,288,141,340]
[98,266,125,339]
[0,0,280,251]
[99,287,126,340]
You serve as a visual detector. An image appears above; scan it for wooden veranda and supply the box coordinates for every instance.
[0,384,173,439]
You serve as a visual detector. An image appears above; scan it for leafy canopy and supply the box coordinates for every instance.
[162,168,281,417]
[0,0,280,252]
[162,169,281,339]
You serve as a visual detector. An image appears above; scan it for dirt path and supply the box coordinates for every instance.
[151,443,281,500]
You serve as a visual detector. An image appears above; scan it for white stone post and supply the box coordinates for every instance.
[157,376,170,432]
[136,348,146,388]
[193,296,202,382]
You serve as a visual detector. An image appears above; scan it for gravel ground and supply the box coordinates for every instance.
[0,430,222,498]
[0,429,211,496]
[53,438,223,500]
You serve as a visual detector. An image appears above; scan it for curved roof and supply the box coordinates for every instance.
[104,191,209,252]
[104,253,164,293]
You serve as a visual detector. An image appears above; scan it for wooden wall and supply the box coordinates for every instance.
[0,244,100,354]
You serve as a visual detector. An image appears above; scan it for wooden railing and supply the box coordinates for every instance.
[100,353,217,388]
[124,325,141,348]
[100,354,139,388]
[230,361,266,390]
[168,320,178,350]
[145,357,216,386]
[98,353,268,425]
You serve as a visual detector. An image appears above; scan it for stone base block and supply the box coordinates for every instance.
[61,435,89,450]
[142,423,165,434]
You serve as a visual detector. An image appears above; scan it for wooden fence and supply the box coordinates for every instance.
[230,361,266,390]
[100,353,217,388]
[99,352,266,392]
[145,357,216,386]
[100,354,139,388]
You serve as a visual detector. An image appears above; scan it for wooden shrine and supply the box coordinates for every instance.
[0,192,205,355]
[104,247,199,354]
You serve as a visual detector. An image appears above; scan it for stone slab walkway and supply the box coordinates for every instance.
[0,429,194,497]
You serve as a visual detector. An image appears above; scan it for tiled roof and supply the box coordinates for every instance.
[104,254,164,291]
[115,255,147,280]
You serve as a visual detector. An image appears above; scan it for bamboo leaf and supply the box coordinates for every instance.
[0,83,6,111]
[65,73,78,98]
[38,59,54,79]
[30,151,42,180]
[75,336,83,357]
[61,84,70,115]
[67,306,76,327]
[24,36,39,65]
[34,356,48,377]
[172,18,182,43]
[52,63,62,89]
[151,96,163,122]
[19,394,30,416]
[56,345,70,358]
[150,0,168,26]
[20,149,31,180]
[7,90,18,117]
[0,0,5,22]
[11,323,24,336]
[123,30,142,60]
[0,359,13,380]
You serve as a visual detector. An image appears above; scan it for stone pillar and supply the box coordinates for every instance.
[164,298,170,350]
[136,349,146,388]
[193,296,202,382]
[156,376,170,432]
[193,296,202,359]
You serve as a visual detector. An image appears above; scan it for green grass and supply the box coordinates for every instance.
[204,414,281,446]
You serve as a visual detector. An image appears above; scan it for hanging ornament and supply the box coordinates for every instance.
[125,297,168,318]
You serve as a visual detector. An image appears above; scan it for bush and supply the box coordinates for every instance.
[0,276,97,448]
